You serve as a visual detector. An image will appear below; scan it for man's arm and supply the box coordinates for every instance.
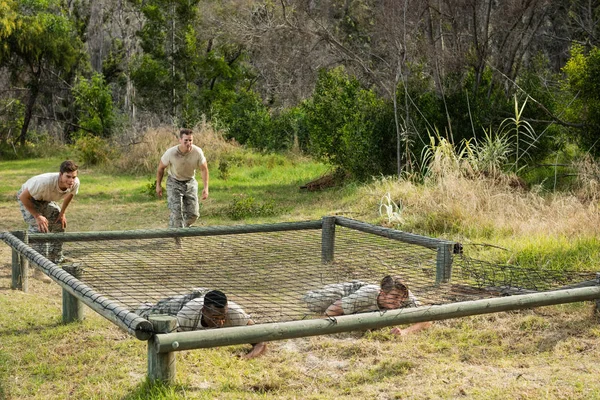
[56,193,74,229]
[324,299,344,316]
[199,161,209,200]
[156,160,168,198]
[18,188,48,233]
[390,321,432,336]
[242,319,267,359]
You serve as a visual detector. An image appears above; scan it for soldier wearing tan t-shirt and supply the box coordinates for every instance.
[156,128,209,238]
[135,289,267,359]
[17,160,80,280]
[304,275,432,336]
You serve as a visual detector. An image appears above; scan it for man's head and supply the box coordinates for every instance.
[178,128,194,153]
[202,290,228,328]
[377,275,409,310]
[58,160,79,190]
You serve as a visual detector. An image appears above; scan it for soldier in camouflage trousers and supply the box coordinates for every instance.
[166,176,199,228]
[17,161,80,279]
[156,128,209,232]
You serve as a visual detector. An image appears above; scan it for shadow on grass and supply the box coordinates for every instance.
[0,320,65,337]
[122,379,188,400]
[123,378,281,400]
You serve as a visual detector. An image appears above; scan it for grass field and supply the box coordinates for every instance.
[2,156,600,399]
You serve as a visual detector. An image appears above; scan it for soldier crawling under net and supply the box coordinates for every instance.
[135,289,267,359]
[303,275,432,336]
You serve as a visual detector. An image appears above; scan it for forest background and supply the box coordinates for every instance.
[2,0,600,181]
[3,1,600,398]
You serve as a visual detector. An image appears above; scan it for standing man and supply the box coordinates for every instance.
[17,160,80,280]
[156,128,209,237]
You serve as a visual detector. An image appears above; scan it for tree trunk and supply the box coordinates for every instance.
[19,78,40,146]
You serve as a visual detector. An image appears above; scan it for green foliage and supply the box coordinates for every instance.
[272,106,311,152]
[142,179,157,198]
[211,89,274,149]
[131,0,203,123]
[72,73,116,137]
[303,67,395,180]
[1,0,83,71]
[497,96,539,172]
[224,195,277,220]
[0,0,18,45]
[71,133,114,166]
[509,236,600,272]
[217,159,230,180]
[420,128,470,179]
[212,93,311,153]
[0,98,24,142]
[515,55,563,159]
[125,379,183,399]
[563,45,600,156]
[420,95,543,180]
[130,0,253,128]
[0,0,86,144]
[469,126,511,177]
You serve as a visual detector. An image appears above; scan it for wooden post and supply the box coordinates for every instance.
[321,216,336,264]
[435,242,453,284]
[11,231,29,292]
[148,315,178,384]
[595,273,600,314]
[62,264,84,323]
[11,247,21,290]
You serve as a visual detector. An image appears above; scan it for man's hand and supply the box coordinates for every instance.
[156,185,163,198]
[391,322,432,336]
[242,342,267,359]
[35,215,49,233]
[390,327,406,336]
[201,187,209,200]
[56,213,67,229]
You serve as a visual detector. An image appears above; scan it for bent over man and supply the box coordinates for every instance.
[17,160,80,279]
[156,128,209,230]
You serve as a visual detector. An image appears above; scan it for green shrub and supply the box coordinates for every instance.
[224,195,277,220]
[218,159,230,180]
[142,179,157,198]
[211,89,278,150]
[562,45,600,157]
[302,67,395,180]
[72,73,116,138]
[71,133,114,166]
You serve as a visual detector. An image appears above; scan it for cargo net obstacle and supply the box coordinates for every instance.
[2,216,598,340]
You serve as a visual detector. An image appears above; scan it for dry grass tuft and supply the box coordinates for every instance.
[113,126,178,175]
[191,118,243,165]
[572,155,600,203]
[363,174,600,239]
[112,121,242,176]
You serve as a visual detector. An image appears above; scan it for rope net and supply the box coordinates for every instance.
[29,224,594,333]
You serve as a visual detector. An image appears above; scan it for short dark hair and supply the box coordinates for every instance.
[179,128,193,138]
[380,275,408,297]
[204,290,227,309]
[60,160,79,174]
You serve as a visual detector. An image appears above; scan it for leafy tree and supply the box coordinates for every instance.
[0,0,85,145]
[72,73,116,138]
[562,44,600,156]
[130,0,251,127]
[303,67,395,180]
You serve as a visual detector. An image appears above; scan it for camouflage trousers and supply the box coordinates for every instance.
[17,188,64,263]
[166,175,200,228]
